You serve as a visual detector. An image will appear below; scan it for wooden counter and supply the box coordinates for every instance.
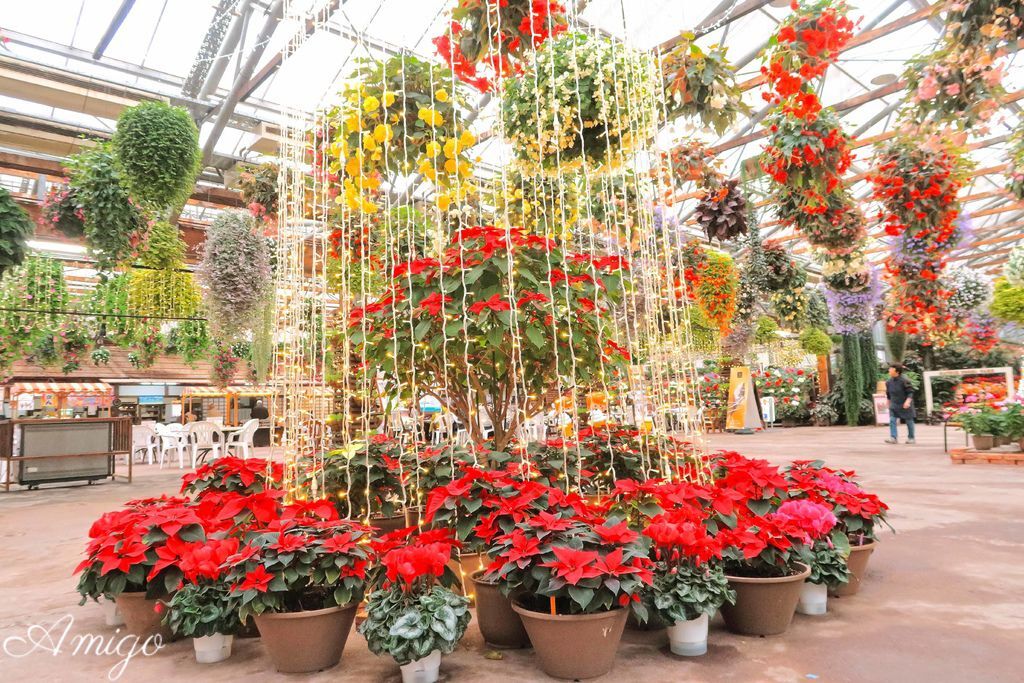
[0,416,132,491]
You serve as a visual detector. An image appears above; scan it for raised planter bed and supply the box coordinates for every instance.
[949,448,1024,466]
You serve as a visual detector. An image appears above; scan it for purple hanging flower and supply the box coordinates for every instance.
[822,268,882,335]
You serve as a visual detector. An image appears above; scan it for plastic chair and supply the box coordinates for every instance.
[155,423,188,468]
[131,425,158,465]
[225,419,259,459]
[187,421,222,465]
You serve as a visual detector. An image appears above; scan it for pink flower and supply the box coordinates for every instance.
[771,499,836,540]
[915,74,939,101]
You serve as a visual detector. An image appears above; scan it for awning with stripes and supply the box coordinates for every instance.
[6,382,115,396]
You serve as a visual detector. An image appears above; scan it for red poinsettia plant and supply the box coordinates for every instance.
[434,0,568,92]
[75,496,212,602]
[225,515,376,619]
[485,512,654,615]
[784,459,891,544]
[180,456,284,498]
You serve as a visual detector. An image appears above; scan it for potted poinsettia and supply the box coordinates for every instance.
[485,514,654,680]
[359,530,470,683]
[75,496,208,639]
[160,537,243,663]
[226,516,374,673]
[180,456,283,498]
[309,435,410,531]
[784,460,890,596]
[706,452,826,636]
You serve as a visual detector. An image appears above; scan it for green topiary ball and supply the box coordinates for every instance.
[0,187,33,280]
[113,101,201,210]
[799,327,833,356]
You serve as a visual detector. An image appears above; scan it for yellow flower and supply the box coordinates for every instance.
[384,92,396,107]
[344,157,361,178]
[373,123,393,143]
[435,89,449,103]
[459,129,476,147]
[425,141,441,158]
[363,135,378,151]
[444,158,457,175]
[345,115,362,133]
[443,138,458,158]
[362,95,379,112]
[418,108,443,127]
[435,193,452,211]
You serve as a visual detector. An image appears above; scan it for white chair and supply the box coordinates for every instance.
[431,412,468,446]
[155,423,189,468]
[225,419,259,459]
[131,425,158,465]
[187,421,221,465]
[517,417,547,444]
[477,406,495,440]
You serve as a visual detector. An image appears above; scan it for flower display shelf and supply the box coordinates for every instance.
[949,448,1024,466]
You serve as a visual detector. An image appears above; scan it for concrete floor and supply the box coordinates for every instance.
[1,424,1022,683]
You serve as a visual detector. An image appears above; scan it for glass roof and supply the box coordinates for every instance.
[1,0,1021,269]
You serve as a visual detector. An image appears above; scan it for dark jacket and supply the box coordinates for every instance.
[885,375,916,420]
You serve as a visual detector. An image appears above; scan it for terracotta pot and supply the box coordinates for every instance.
[116,593,174,641]
[720,563,810,636]
[830,540,876,597]
[470,570,529,649]
[972,434,995,451]
[995,435,1011,447]
[512,600,627,680]
[254,604,357,673]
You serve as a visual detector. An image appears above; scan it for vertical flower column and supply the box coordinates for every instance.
[867,133,971,346]
[759,0,872,425]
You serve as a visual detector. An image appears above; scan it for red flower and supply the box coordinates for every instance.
[593,521,638,545]
[270,533,311,553]
[418,291,452,317]
[237,565,274,592]
[541,546,601,585]
[468,293,512,315]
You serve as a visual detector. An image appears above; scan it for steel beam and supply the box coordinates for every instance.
[92,0,137,60]
[201,0,284,165]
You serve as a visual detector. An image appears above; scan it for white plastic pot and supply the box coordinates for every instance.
[400,649,441,683]
[797,581,828,616]
[193,634,233,664]
[666,613,709,656]
[101,598,124,627]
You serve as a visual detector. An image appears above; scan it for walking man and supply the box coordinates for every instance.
[884,363,916,444]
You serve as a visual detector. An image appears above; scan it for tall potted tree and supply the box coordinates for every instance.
[348,225,629,451]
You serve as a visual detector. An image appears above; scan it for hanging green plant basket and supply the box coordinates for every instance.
[113,101,202,211]
[0,187,33,281]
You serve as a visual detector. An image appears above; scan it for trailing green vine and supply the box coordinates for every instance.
[0,187,33,280]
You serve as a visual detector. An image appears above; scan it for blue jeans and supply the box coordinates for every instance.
[889,410,915,440]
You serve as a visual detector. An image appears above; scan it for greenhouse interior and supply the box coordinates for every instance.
[0,1,1022,681]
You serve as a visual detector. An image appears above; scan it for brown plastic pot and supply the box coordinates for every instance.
[470,570,529,649]
[371,513,408,535]
[253,604,357,673]
[116,593,174,641]
[830,540,876,597]
[972,434,995,451]
[720,563,810,636]
[448,551,487,600]
[512,600,627,680]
